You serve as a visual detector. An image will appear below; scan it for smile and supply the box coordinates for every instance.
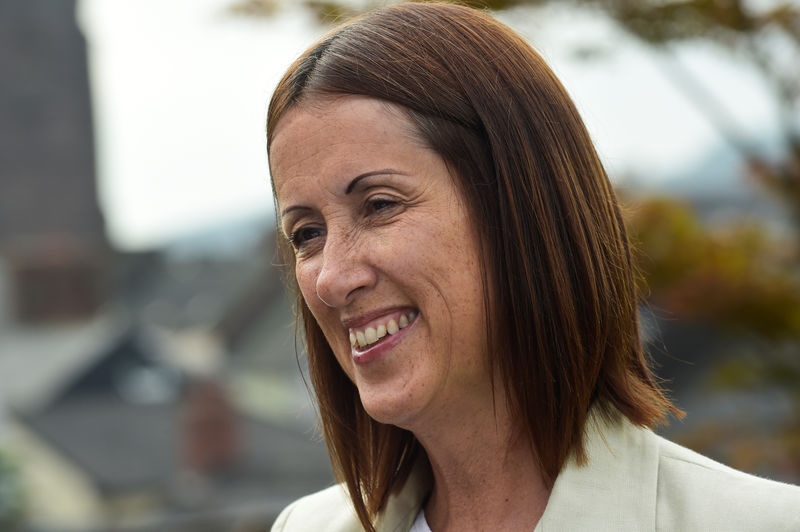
[349,309,418,351]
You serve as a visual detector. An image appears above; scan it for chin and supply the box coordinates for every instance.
[357,387,425,429]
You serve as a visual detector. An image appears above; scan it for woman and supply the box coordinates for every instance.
[267,3,800,531]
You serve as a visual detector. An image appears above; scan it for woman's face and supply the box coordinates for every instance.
[271,96,491,429]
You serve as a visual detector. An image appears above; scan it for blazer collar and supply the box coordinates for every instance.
[534,411,660,531]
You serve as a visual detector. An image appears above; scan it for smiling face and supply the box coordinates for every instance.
[270,96,492,430]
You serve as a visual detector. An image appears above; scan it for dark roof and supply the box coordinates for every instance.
[20,393,332,498]
[114,240,283,338]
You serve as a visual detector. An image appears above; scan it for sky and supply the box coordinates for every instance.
[77,0,780,250]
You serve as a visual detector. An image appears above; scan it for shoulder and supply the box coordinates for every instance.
[539,412,800,531]
[270,458,431,532]
[652,432,800,530]
[270,484,362,532]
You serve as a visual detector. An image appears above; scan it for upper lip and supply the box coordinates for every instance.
[340,306,415,329]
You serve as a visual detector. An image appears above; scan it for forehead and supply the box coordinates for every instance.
[269,96,423,200]
[271,96,416,163]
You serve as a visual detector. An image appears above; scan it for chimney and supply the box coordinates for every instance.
[180,378,240,475]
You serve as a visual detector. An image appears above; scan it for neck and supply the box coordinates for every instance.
[412,398,551,532]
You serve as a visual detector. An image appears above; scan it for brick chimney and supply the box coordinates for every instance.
[180,379,240,474]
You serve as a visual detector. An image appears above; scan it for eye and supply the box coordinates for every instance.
[288,225,325,250]
[366,196,400,215]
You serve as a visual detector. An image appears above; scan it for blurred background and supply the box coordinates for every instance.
[0,0,798,530]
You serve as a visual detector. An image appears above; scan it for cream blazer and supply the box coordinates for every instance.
[271,414,800,531]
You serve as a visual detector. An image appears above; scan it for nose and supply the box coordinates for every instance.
[314,230,376,308]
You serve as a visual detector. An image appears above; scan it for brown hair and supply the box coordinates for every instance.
[267,3,680,530]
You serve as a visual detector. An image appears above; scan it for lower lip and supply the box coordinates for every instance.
[351,317,418,365]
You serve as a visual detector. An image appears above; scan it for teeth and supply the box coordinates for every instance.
[350,311,418,349]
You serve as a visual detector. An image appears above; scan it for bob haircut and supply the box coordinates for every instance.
[267,3,680,530]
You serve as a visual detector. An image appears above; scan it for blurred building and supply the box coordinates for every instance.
[3,241,333,531]
[0,0,108,325]
[0,2,332,531]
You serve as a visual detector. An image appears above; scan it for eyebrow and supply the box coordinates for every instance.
[345,168,403,194]
[280,168,404,218]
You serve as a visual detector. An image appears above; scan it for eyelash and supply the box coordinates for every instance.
[287,226,324,249]
[365,197,398,214]
[288,197,401,251]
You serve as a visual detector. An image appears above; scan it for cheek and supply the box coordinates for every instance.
[437,217,486,329]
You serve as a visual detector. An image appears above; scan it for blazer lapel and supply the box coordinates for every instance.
[534,412,660,531]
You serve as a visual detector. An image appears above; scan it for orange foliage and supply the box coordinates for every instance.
[625,197,800,340]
